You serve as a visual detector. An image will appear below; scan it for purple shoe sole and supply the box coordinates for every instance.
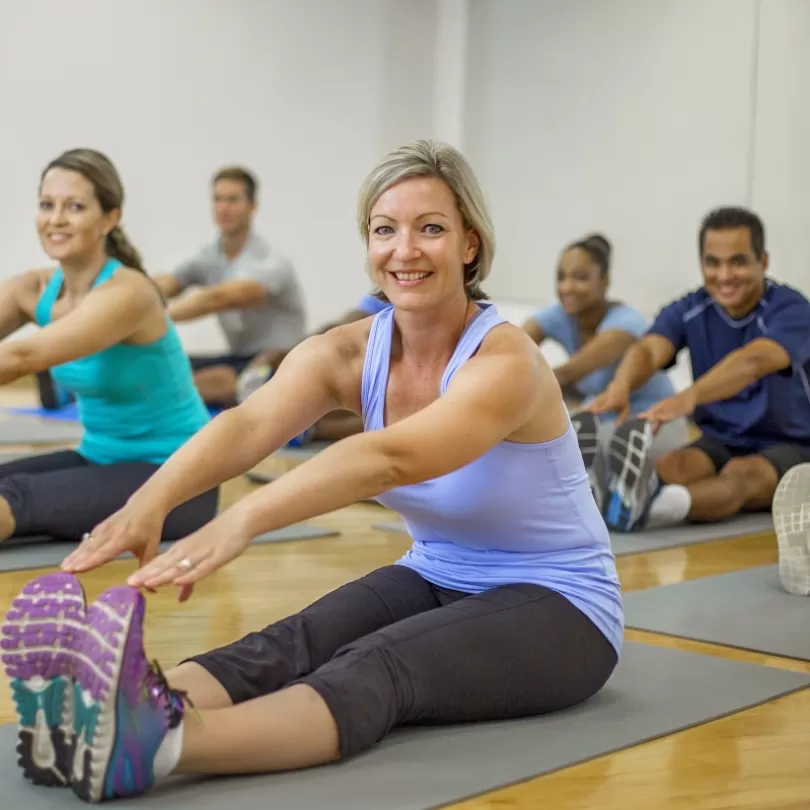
[71,585,147,803]
[1,572,87,788]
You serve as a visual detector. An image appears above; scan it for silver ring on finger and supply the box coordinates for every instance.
[177,557,195,573]
[82,533,94,544]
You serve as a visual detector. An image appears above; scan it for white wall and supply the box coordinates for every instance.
[3,0,805,365]
[749,0,810,289]
[464,0,760,316]
[0,0,440,351]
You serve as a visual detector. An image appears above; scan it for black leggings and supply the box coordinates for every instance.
[0,450,218,541]
[188,565,618,759]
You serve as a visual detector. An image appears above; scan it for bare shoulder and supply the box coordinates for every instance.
[289,317,370,410]
[99,267,163,305]
[477,321,548,373]
[318,316,372,363]
[10,267,57,314]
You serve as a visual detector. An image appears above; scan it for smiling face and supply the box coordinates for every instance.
[366,176,479,310]
[36,168,117,263]
[556,247,608,315]
[701,226,767,317]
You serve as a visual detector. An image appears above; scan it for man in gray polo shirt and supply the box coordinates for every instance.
[154,166,305,406]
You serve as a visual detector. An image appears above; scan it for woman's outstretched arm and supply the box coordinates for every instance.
[128,330,552,591]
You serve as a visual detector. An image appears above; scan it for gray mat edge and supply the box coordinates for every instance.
[438,676,810,810]
[370,519,773,555]
[622,564,809,662]
[247,471,382,506]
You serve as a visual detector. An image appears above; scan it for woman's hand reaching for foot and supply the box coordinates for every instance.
[125,510,254,600]
[62,496,167,575]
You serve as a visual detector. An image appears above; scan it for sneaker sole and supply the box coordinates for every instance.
[772,463,810,596]
[603,418,658,531]
[1,572,87,788]
[72,585,147,803]
[572,412,608,510]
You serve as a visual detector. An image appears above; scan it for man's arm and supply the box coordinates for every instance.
[167,280,268,322]
[152,274,184,299]
[687,339,791,405]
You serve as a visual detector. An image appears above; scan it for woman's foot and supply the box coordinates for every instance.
[71,585,187,802]
[1,572,87,787]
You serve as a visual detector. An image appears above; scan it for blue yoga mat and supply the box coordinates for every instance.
[7,403,223,422]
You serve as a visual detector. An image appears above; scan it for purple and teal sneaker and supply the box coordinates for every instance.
[1,572,88,788]
[71,585,188,802]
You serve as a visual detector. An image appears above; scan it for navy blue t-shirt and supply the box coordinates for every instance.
[647,280,810,449]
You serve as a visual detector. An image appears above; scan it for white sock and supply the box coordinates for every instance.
[153,720,184,781]
[645,484,692,529]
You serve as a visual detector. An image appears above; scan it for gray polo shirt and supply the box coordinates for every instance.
[172,233,306,355]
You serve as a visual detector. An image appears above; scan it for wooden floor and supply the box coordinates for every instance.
[0,382,808,808]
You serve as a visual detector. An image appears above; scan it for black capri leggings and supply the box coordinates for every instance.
[188,564,618,759]
[0,450,218,540]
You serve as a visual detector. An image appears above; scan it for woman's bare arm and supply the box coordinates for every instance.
[0,270,158,385]
[124,331,355,516]
[220,330,548,540]
[553,329,637,387]
[0,271,44,342]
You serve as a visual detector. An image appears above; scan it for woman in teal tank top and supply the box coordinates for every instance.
[0,148,216,547]
[9,140,620,803]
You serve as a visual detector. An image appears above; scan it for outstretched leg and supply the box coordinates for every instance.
[65,566,442,801]
[71,576,616,800]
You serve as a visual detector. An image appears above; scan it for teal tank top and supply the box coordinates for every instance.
[362,304,624,656]
[35,259,210,465]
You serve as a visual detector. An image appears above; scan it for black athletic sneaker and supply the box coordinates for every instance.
[571,412,608,511]
[603,418,660,532]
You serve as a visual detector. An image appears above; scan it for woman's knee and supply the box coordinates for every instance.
[300,642,406,760]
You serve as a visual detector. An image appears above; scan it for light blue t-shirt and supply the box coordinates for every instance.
[356,294,390,316]
[533,302,675,415]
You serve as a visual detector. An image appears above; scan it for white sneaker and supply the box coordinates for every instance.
[772,463,810,596]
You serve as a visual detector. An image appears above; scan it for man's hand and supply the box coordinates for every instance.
[638,388,696,433]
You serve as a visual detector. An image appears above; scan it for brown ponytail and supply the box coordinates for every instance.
[106,225,144,272]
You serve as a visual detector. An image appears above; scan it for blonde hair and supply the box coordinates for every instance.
[357,139,495,301]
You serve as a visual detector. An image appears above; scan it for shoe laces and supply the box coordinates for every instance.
[142,659,198,729]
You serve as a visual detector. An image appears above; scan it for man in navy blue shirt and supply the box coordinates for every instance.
[587,207,810,534]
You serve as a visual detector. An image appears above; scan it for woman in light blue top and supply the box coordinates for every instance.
[523,234,689,460]
[0,148,216,548]
[19,140,620,802]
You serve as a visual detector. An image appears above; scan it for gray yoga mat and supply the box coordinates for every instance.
[624,564,810,661]
[274,439,333,460]
[373,511,775,556]
[0,641,806,809]
[0,418,82,445]
[246,469,381,506]
[0,525,339,574]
